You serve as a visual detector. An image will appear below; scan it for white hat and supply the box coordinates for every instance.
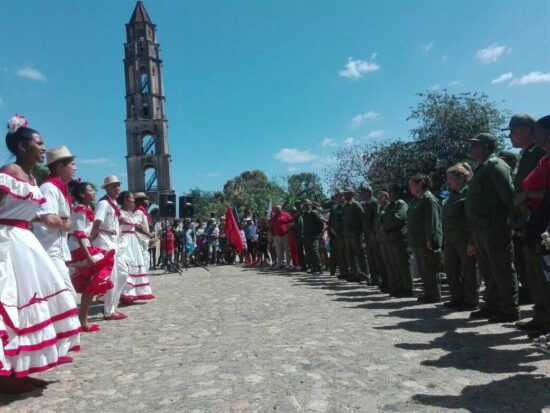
[46,146,74,166]
[101,175,121,189]
[134,192,148,199]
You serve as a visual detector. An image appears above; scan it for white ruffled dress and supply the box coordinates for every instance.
[119,210,154,301]
[0,172,81,377]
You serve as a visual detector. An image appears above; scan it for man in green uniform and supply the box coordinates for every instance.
[465,132,520,322]
[342,187,370,283]
[360,183,381,285]
[302,199,324,276]
[504,114,548,334]
[376,190,391,292]
[381,184,412,297]
[291,200,307,272]
[329,189,350,279]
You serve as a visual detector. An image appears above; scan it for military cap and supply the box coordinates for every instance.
[335,187,345,195]
[302,199,312,205]
[468,133,497,144]
[359,183,373,193]
[294,199,302,205]
[498,150,518,166]
[343,186,355,193]
[501,113,536,131]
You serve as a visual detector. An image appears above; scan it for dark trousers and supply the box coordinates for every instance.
[412,245,442,300]
[295,236,307,270]
[386,238,412,291]
[365,235,380,283]
[444,237,479,305]
[304,237,322,272]
[344,235,369,278]
[473,228,519,317]
[524,246,550,328]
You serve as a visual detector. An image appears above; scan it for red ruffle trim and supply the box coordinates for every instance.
[3,327,81,357]
[0,184,45,204]
[73,205,95,222]
[72,230,88,239]
[120,294,155,300]
[70,249,115,296]
[126,281,150,288]
[0,344,80,378]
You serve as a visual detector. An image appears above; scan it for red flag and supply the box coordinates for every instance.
[224,206,245,253]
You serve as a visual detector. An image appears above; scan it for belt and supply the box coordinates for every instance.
[122,231,135,234]
[0,219,30,230]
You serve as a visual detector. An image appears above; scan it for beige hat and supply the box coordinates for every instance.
[134,192,148,199]
[101,175,121,189]
[46,146,75,166]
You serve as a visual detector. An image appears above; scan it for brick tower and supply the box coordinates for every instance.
[124,1,174,205]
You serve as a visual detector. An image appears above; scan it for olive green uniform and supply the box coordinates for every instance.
[376,205,390,290]
[362,198,381,284]
[407,191,443,300]
[343,199,370,280]
[302,209,324,272]
[380,199,411,293]
[465,154,519,317]
[511,144,550,325]
[442,184,479,305]
[328,203,349,277]
[292,210,307,271]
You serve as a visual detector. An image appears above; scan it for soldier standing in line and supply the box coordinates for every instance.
[359,184,380,286]
[376,190,391,293]
[442,163,479,310]
[505,114,546,312]
[342,187,370,283]
[381,184,412,297]
[465,132,520,322]
[407,174,443,303]
[329,189,350,279]
[291,200,307,272]
[302,199,325,276]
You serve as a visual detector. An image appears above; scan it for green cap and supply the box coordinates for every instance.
[498,150,518,168]
[336,187,345,195]
[468,133,497,144]
[294,199,302,205]
[502,113,536,131]
[343,186,355,193]
[359,183,373,193]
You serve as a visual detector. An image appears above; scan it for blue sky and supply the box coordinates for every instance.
[1,0,549,195]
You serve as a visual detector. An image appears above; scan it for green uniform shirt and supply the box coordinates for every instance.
[380,199,408,242]
[407,190,442,249]
[302,210,324,239]
[465,154,514,230]
[329,203,345,234]
[362,198,379,236]
[442,184,469,236]
[342,199,364,237]
[292,210,304,238]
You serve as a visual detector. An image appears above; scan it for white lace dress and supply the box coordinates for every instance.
[0,172,81,377]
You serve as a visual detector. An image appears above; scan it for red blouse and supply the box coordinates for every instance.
[523,154,550,210]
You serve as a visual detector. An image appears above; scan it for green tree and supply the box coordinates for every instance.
[286,172,326,207]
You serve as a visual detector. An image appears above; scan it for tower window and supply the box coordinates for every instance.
[142,134,156,155]
[140,66,149,94]
[142,103,149,118]
[139,29,145,41]
[144,167,158,191]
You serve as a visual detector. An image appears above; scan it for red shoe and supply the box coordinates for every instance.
[82,324,101,333]
[104,312,127,320]
[120,298,138,305]
[58,356,73,364]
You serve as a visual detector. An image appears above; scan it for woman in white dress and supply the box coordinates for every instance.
[67,180,115,332]
[0,115,81,393]
[117,191,155,303]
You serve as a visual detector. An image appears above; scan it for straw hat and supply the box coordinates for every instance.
[134,192,148,199]
[46,146,74,166]
[101,175,121,189]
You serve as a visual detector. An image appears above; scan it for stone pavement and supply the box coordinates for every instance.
[2,266,550,413]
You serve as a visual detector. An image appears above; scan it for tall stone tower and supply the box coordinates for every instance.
[124,1,173,205]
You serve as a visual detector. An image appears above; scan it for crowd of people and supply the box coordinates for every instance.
[0,114,155,393]
[1,111,550,394]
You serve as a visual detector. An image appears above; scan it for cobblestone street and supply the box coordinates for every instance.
[2,266,550,413]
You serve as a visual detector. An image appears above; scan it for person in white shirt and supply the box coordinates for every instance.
[91,175,127,320]
[33,146,77,296]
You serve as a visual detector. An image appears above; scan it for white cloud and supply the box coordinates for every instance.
[322,138,337,147]
[312,155,337,169]
[16,67,46,81]
[344,137,355,146]
[287,166,300,172]
[206,172,221,178]
[448,80,464,86]
[491,72,513,84]
[429,84,441,91]
[275,148,317,163]
[441,55,450,63]
[510,71,550,86]
[422,41,434,52]
[475,44,511,64]
[365,130,387,139]
[339,54,380,79]
[350,111,380,129]
[79,158,110,165]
